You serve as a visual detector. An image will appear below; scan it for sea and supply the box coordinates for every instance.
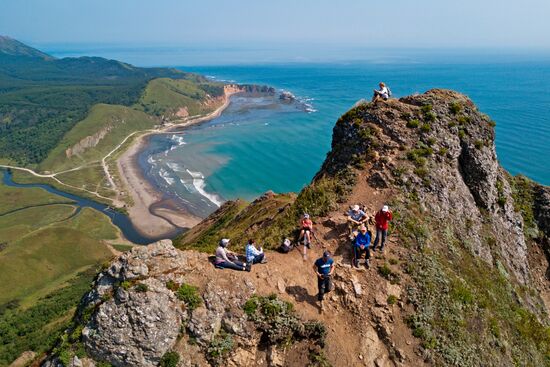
[48,47,550,218]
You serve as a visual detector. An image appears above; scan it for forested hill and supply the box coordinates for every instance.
[0,36,202,165]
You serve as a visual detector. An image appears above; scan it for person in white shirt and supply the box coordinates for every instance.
[372,82,391,102]
[245,239,267,265]
[214,239,250,271]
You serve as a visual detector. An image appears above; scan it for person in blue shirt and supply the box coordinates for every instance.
[313,250,334,312]
[353,225,371,269]
[245,239,266,265]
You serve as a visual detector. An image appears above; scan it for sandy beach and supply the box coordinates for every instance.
[116,86,241,239]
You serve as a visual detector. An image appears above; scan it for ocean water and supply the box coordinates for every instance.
[138,61,550,217]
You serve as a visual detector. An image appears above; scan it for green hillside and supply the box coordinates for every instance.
[0,37,192,165]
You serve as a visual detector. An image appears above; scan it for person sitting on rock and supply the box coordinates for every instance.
[372,205,393,253]
[313,250,334,312]
[298,213,314,260]
[346,204,368,237]
[245,239,267,265]
[372,82,391,102]
[353,225,371,269]
[214,238,250,271]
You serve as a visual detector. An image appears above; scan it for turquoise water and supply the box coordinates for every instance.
[140,61,550,217]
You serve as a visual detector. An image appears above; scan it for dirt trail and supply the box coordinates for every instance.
[184,167,425,366]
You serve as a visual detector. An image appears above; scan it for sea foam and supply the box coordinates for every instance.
[185,169,223,207]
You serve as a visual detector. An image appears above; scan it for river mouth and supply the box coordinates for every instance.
[1,170,177,245]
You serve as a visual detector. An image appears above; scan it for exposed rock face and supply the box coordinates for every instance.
[80,240,187,367]
[66,125,114,158]
[534,184,550,237]
[320,89,531,284]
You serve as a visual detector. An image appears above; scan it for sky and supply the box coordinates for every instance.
[1,0,550,65]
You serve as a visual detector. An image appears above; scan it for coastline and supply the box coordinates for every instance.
[116,86,241,239]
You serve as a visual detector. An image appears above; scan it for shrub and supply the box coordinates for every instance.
[160,351,180,367]
[414,167,429,178]
[421,104,433,113]
[166,280,179,291]
[426,137,436,146]
[458,129,466,139]
[207,333,234,365]
[420,123,431,132]
[474,140,484,149]
[438,148,448,156]
[120,281,132,290]
[457,115,471,125]
[449,102,462,114]
[424,112,437,122]
[448,121,457,128]
[135,283,148,293]
[387,295,398,305]
[406,119,420,128]
[177,284,202,310]
[488,120,496,127]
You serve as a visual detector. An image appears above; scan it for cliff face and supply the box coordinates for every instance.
[45,90,550,367]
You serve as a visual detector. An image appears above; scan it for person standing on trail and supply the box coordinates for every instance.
[313,250,334,311]
[214,239,251,272]
[372,205,393,252]
[346,204,368,237]
[299,213,314,260]
[245,239,267,265]
[353,225,371,269]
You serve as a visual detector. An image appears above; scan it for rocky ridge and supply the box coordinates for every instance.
[43,89,550,367]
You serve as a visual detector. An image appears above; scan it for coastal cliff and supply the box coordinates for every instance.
[43,90,550,367]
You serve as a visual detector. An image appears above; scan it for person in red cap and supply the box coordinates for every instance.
[372,205,392,252]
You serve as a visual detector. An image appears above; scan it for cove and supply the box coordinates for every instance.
[1,170,177,245]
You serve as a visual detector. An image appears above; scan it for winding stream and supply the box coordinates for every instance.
[1,170,173,245]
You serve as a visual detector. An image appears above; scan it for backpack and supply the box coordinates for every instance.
[278,238,293,253]
[386,87,392,97]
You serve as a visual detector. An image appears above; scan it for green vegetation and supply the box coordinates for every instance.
[135,283,148,293]
[0,207,115,304]
[449,102,462,114]
[510,175,537,234]
[160,351,180,367]
[406,119,420,128]
[0,180,72,214]
[39,104,155,172]
[243,294,326,347]
[136,78,225,118]
[387,295,398,305]
[0,267,97,366]
[176,284,202,310]
[395,202,550,366]
[207,332,234,366]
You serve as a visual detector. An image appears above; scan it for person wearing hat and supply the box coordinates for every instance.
[372,205,393,252]
[346,204,368,237]
[214,238,251,271]
[298,213,314,260]
[313,250,334,312]
[353,225,371,268]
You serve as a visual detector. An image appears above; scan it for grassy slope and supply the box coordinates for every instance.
[136,78,222,118]
[0,206,116,304]
[0,182,72,214]
[39,103,155,172]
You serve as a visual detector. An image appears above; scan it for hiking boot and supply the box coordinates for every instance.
[365,259,370,269]
[319,300,324,313]
[245,263,252,272]
[260,258,268,264]
[353,260,359,269]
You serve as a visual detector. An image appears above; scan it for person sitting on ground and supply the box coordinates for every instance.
[313,250,335,312]
[346,204,368,237]
[372,205,393,253]
[372,82,392,102]
[298,213,314,260]
[245,239,267,265]
[353,225,371,269]
[214,238,251,271]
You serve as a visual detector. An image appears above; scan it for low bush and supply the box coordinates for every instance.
[160,351,180,367]
[176,284,202,310]
[406,119,420,128]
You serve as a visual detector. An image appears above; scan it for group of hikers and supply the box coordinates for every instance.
[212,203,393,311]
[211,82,394,309]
